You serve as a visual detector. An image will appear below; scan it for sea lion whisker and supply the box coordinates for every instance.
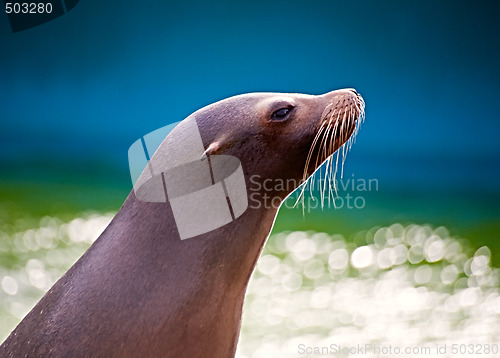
[315,117,334,208]
[339,107,353,179]
[325,110,343,205]
[292,92,365,211]
[313,114,335,208]
[317,117,334,169]
[294,120,328,210]
[319,121,336,208]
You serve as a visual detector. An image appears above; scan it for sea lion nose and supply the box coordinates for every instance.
[321,88,359,100]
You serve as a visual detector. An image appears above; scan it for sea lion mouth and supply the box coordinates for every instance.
[296,89,365,207]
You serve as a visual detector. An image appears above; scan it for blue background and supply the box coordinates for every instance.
[0,0,499,243]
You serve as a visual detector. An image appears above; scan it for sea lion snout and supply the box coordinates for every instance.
[320,88,364,121]
[316,88,365,147]
[295,88,364,184]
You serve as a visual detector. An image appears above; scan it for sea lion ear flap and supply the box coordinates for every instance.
[201,142,221,160]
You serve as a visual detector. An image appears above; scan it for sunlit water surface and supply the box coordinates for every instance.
[0,215,499,357]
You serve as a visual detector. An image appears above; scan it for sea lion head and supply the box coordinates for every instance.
[132,89,364,239]
[194,89,365,200]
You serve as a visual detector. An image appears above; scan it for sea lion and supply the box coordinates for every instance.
[0,89,365,358]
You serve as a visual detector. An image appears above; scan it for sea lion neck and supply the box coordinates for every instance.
[114,192,279,294]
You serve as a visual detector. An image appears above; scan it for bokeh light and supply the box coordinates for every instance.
[0,217,499,357]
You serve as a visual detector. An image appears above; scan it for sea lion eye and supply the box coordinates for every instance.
[271,107,292,120]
